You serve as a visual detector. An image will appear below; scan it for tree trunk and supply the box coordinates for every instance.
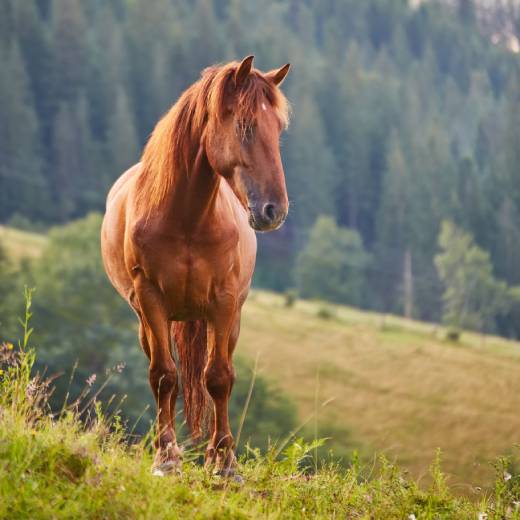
[403,248,414,319]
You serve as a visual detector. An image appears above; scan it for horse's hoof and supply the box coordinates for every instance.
[215,467,244,484]
[231,473,244,485]
[151,460,181,477]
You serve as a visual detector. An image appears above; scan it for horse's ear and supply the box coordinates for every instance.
[265,63,291,86]
[234,55,254,88]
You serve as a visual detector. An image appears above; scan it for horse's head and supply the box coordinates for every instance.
[204,56,291,232]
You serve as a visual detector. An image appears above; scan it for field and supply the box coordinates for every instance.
[240,292,520,490]
[3,226,520,498]
[0,225,47,262]
[0,302,508,519]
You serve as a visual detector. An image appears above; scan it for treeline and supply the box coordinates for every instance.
[2,0,520,336]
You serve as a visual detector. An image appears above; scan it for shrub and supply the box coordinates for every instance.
[284,289,298,307]
[317,305,335,320]
[445,328,461,342]
[296,216,370,307]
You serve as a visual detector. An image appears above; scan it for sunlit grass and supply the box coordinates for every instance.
[4,227,520,499]
[240,291,520,489]
[1,289,520,517]
[0,225,47,262]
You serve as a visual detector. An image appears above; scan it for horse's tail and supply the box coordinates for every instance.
[171,320,209,439]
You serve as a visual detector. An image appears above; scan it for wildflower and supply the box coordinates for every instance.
[408,514,417,520]
[26,378,38,399]
[0,342,18,366]
[0,369,3,377]
[504,471,512,481]
[478,513,488,520]
[86,374,97,387]
[115,362,126,374]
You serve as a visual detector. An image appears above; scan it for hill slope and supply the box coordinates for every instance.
[0,225,47,262]
[239,292,520,489]
[0,401,489,519]
[3,225,520,491]
[0,336,505,519]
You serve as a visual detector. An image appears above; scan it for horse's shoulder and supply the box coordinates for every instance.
[128,216,153,251]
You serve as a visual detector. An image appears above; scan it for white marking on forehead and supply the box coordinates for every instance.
[261,102,267,111]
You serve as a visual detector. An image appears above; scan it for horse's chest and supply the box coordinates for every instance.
[156,240,238,317]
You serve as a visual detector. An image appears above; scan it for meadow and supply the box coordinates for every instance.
[240,291,520,491]
[0,225,48,262]
[3,225,520,495]
[0,289,516,519]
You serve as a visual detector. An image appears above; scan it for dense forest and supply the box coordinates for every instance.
[2,0,520,337]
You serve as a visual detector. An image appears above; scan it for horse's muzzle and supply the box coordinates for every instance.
[248,202,287,232]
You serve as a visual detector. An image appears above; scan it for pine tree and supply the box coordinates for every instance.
[13,0,53,125]
[106,86,140,180]
[374,131,413,315]
[498,75,520,208]
[0,42,48,221]
[495,197,520,285]
[51,96,96,220]
[284,91,336,232]
[51,0,87,104]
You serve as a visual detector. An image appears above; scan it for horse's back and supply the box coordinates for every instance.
[106,162,141,206]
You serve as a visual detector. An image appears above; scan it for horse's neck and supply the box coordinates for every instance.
[166,146,221,233]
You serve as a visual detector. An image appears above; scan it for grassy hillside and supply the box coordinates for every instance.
[0,225,47,262]
[0,395,493,519]
[0,321,510,519]
[3,224,520,495]
[239,292,520,490]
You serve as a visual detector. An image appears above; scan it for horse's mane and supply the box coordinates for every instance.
[136,61,290,211]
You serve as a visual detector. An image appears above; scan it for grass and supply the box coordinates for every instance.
[4,224,520,511]
[0,225,47,262]
[0,408,496,519]
[0,293,514,518]
[239,291,520,491]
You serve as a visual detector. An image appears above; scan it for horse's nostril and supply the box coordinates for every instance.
[263,203,276,222]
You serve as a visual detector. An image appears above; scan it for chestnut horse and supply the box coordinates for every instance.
[101,56,290,477]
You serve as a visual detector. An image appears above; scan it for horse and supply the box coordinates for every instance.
[101,56,291,477]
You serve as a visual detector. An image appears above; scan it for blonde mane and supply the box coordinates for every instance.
[136,61,290,211]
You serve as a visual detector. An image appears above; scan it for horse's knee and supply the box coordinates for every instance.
[205,361,234,400]
[149,363,178,395]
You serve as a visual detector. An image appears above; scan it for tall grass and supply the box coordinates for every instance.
[1,290,520,518]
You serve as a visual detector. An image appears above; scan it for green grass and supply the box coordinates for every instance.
[239,292,520,490]
[0,407,494,519]
[4,225,520,511]
[0,295,516,519]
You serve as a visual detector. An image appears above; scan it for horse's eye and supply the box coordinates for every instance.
[236,120,254,144]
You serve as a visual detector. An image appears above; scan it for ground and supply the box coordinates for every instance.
[3,225,520,515]
[240,291,520,490]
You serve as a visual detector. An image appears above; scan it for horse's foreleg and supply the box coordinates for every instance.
[204,311,240,476]
[134,274,182,474]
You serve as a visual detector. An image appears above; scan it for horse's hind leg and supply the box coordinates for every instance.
[133,273,182,474]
